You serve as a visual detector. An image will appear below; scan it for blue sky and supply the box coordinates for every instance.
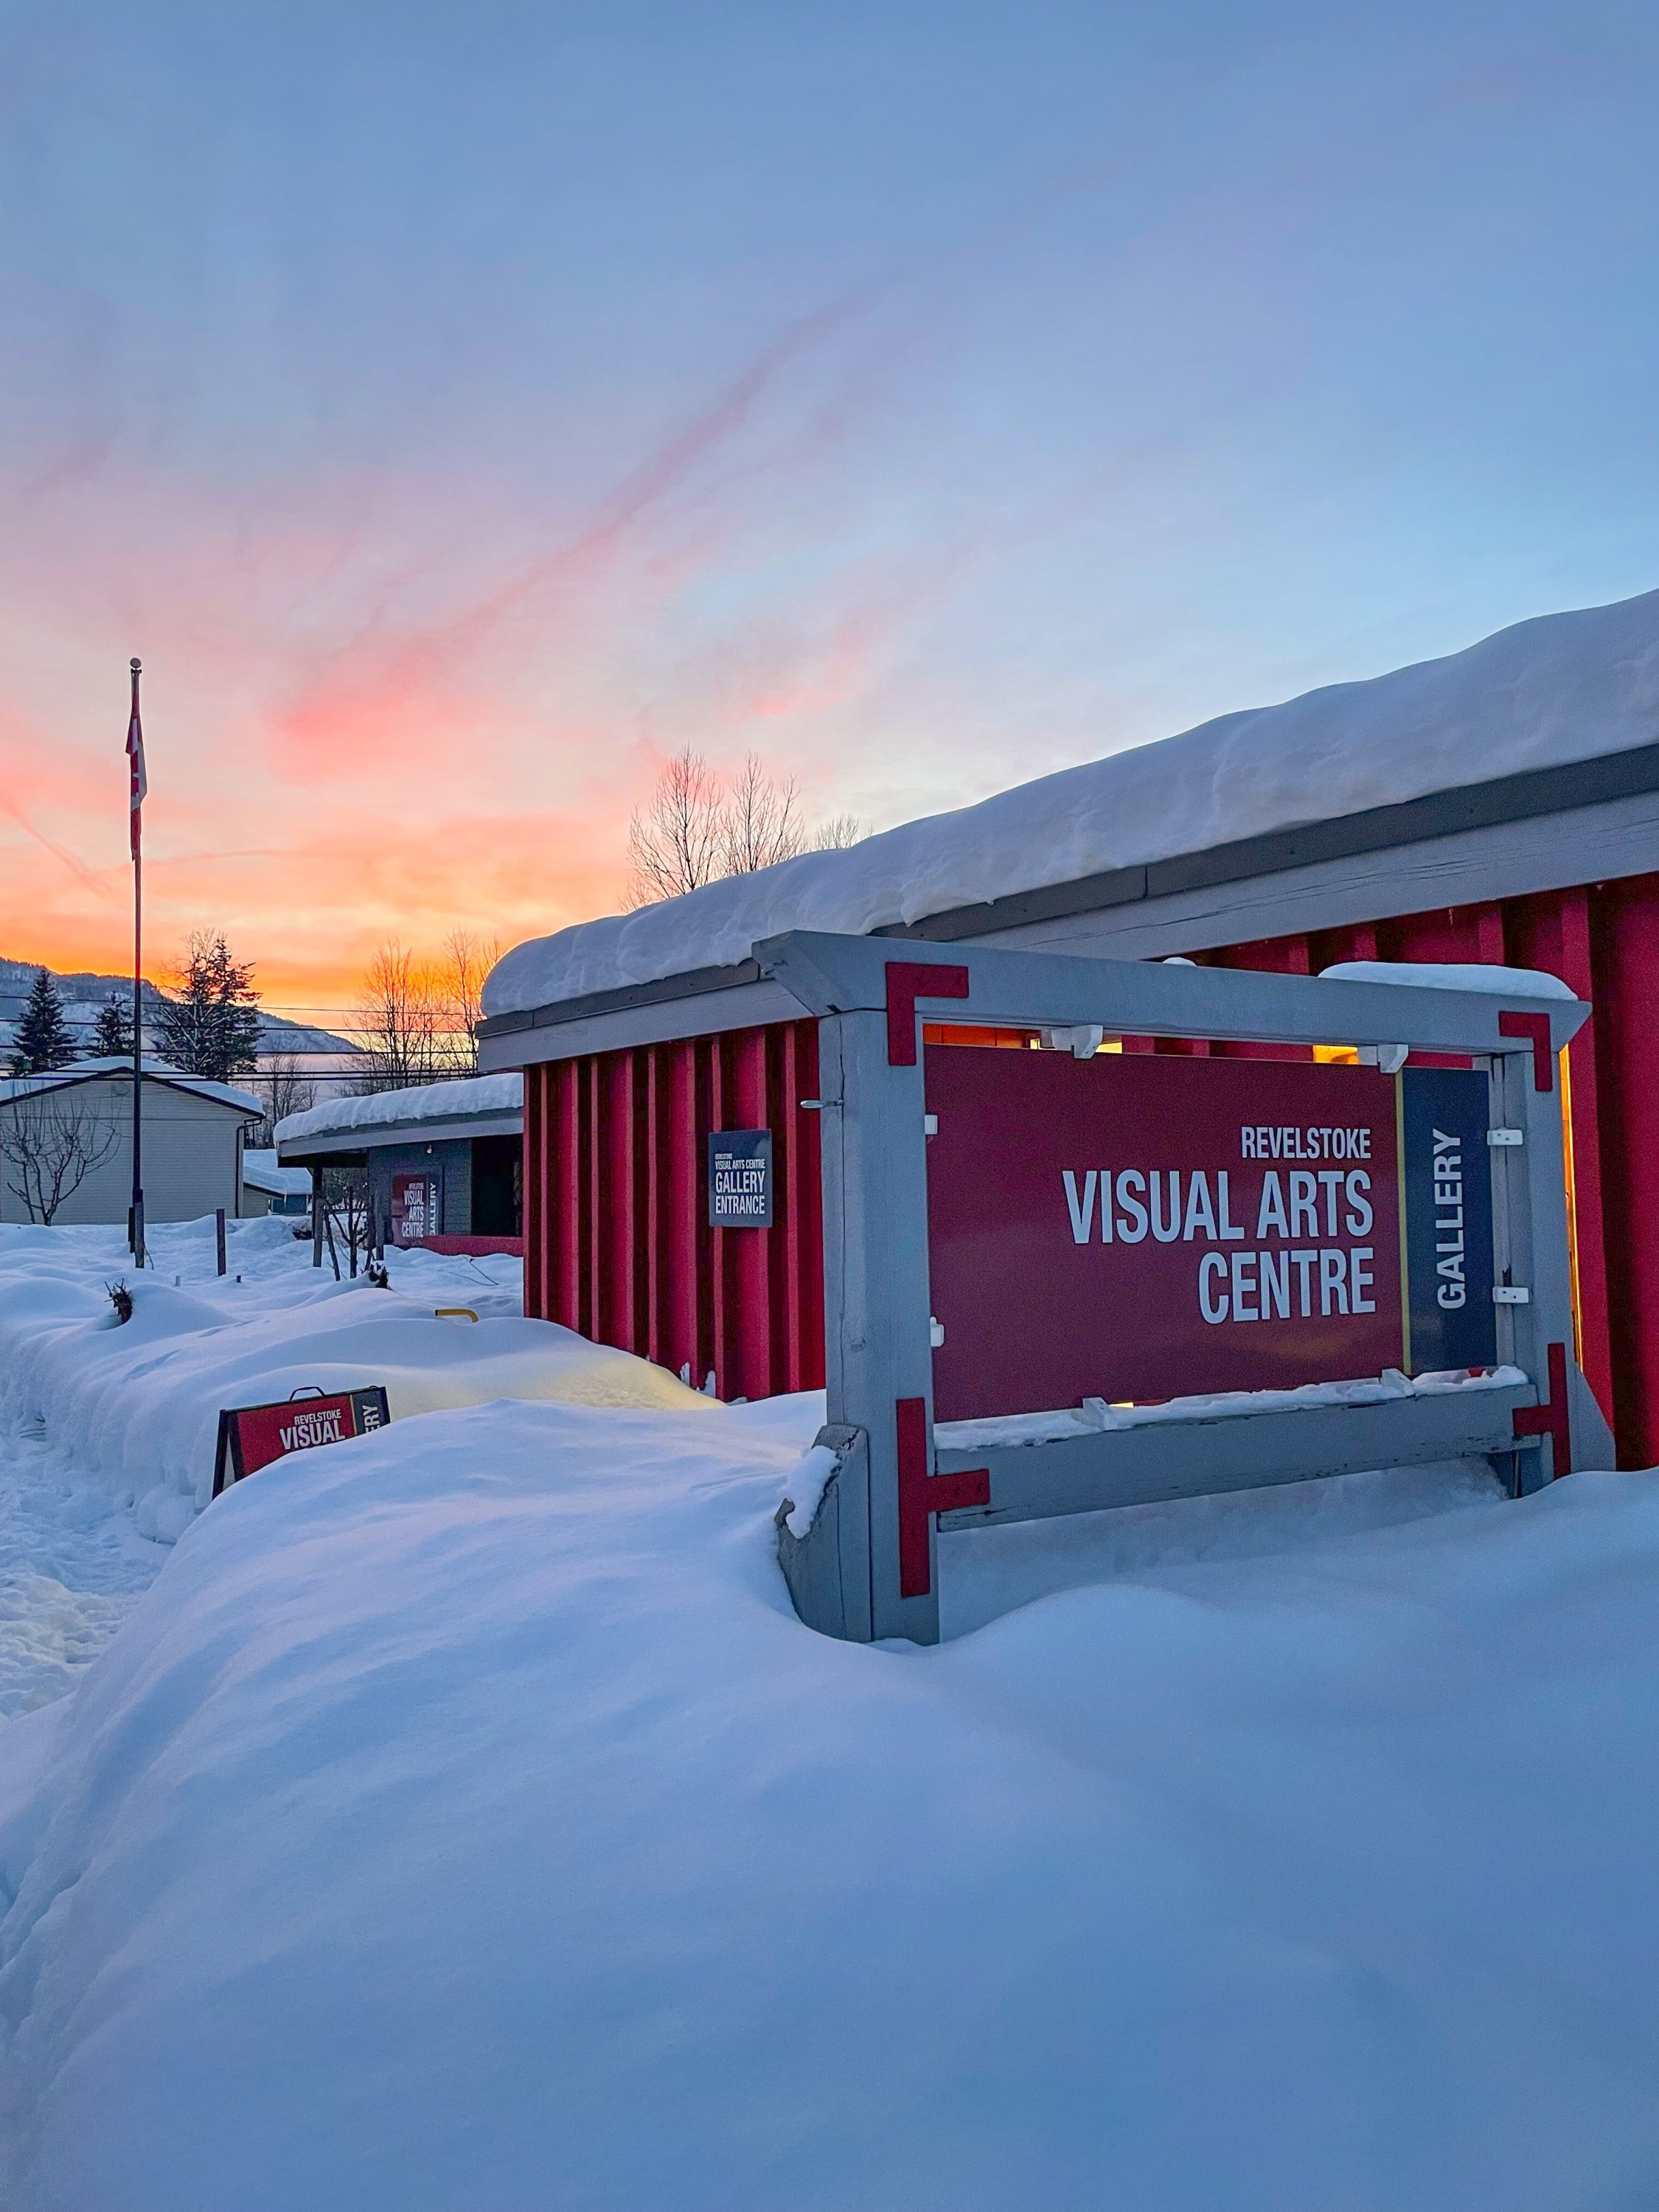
[1,0,1655,998]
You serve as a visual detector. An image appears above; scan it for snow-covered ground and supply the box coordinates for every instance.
[0,1215,540,1717]
[4,1217,1659,2208]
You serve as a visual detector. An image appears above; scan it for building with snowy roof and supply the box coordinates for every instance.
[0,1060,262,1227]
[476,588,1659,1462]
[274,1074,523,1252]
[238,1149,312,1220]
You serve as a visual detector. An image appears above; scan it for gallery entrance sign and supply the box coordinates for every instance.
[752,931,1611,1646]
[707,1129,773,1228]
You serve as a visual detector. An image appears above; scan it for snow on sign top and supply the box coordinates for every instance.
[274,1072,523,1148]
[1318,961,1578,1001]
[483,587,1659,1019]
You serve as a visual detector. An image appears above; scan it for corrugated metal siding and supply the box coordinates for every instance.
[523,1018,824,1402]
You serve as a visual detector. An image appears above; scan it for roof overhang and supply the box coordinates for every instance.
[277,1108,522,1163]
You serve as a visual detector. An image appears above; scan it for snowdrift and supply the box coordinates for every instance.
[4,1394,1659,2208]
[0,1215,702,1543]
[7,1217,1659,2207]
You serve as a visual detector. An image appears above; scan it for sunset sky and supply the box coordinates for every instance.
[2,1,1656,1024]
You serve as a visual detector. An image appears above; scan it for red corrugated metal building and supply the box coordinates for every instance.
[481,658,1659,1461]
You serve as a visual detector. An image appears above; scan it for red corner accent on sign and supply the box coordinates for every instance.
[1498,1010,1555,1091]
[1513,1340,1572,1478]
[885,962,970,1066]
[896,1396,990,1598]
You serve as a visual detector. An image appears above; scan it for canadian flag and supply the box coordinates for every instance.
[126,657,146,860]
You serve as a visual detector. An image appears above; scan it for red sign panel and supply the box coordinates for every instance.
[212,1386,392,1498]
[391,1170,442,1246]
[925,1044,1403,1421]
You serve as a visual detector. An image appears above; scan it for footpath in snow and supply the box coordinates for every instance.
[0,1215,542,1716]
[4,1217,1659,2208]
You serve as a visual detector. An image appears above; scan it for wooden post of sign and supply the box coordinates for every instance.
[816,1004,943,1644]
[1492,1018,1616,1484]
[215,1207,226,1276]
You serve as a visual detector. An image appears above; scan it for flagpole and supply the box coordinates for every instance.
[129,657,145,1267]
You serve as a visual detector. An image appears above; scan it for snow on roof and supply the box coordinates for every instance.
[1318,961,1578,1001]
[484,587,1659,1018]
[240,1149,313,1197]
[274,1071,523,1147]
[0,1059,262,1114]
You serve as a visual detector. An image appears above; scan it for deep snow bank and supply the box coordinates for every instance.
[0,1217,703,1719]
[0,1216,701,1547]
[4,1387,1659,2209]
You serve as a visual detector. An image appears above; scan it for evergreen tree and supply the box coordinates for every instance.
[91,992,134,1058]
[156,933,262,1083]
[11,968,74,1073]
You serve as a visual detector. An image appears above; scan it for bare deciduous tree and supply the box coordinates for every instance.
[812,811,866,851]
[722,753,806,875]
[259,1051,318,1144]
[1,1090,120,1223]
[349,933,504,1093]
[626,747,729,908]
[350,942,445,1093]
[316,1160,374,1279]
[626,748,858,908]
[437,930,502,1076]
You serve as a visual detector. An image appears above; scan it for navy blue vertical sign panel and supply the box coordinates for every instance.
[1400,1068,1496,1372]
[707,1130,773,1228]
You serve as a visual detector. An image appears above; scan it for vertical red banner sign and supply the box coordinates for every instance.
[925,1045,1405,1421]
[390,1171,442,1246]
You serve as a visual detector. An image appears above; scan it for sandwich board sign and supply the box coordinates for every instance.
[212,1385,392,1498]
[752,932,1613,1647]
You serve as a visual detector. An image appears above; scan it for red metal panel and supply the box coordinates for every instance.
[799,1020,825,1394]
[706,1037,727,1396]
[601,1053,636,1352]
[585,1058,602,1337]
[728,1027,772,1400]
[781,1024,804,1391]
[557,1059,582,1333]
[1507,887,1613,1419]
[644,1050,661,1367]
[666,1040,699,1384]
[1590,877,1659,1466]
[529,1066,549,1318]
